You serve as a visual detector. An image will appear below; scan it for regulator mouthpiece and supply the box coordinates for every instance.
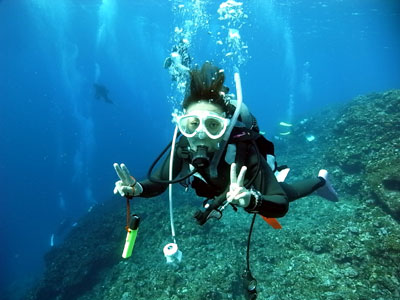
[191,145,209,168]
[163,243,183,264]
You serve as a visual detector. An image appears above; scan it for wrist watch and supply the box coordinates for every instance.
[245,189,262,213]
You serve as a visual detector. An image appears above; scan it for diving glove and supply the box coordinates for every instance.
[227,163,251,208]
[113,163,143,198]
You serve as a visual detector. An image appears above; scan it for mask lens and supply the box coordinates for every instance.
[179,116,200,135]
[177,112,227,139]
[204,117,224,136]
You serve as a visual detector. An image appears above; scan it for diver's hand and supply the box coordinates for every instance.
[113,163,143,198]
[226,163,251,207]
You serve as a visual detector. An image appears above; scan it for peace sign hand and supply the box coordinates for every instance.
[226,163,251,208]
[113,163,142,198]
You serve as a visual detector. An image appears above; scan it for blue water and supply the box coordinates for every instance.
[0,0,399,298]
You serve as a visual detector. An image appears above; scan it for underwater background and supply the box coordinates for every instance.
[0,0,399,299]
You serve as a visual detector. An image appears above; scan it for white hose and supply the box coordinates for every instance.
[232,71,243,125]
[168,125,179,244]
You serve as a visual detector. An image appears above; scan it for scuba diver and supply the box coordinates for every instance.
[113,62,338,298]
[93,83,113,104]
[114,61,337,215]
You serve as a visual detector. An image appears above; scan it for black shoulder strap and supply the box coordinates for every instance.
[176,136,190,159]
[235,142,248,171]
[255,134,275,156]
[229,127,275,158]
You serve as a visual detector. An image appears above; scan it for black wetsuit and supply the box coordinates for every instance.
[139,136,324,219]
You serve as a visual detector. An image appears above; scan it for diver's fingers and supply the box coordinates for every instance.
[235,191,248,200]
[226,191,236,203]
[121,164,135,185]
[121,186,134,196]
[227,188,240,201]
[113,181,134,197]
[113,163,125,181]
[230,163,237,184]
[237,166,247,187]
[114,181,123,195]
[227,184,246,202]
[228,186,246,199]
[118,164,131,184]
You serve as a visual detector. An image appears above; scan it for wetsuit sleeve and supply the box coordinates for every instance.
[244,147,289,218]
[138,152,184,198]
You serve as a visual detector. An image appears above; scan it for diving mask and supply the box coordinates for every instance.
[174,110,229,140]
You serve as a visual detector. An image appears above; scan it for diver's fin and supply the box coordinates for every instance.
[316,169,339,202]
[275,168,290,182]
[259,167,290,229]
[261,216,282,229]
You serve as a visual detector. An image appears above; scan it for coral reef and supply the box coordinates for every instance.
[329,90,400,221]
[26,201,126,300]
[27,90,400,300]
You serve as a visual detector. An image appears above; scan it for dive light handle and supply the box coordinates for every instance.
[122,215,140,259]
[129,214,140,230]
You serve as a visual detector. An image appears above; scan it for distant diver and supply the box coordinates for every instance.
[93,83,113,104]
[50,218,78,247]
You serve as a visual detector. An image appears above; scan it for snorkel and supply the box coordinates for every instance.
[209,67,243,178]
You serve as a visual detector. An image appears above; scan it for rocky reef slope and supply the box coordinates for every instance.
[27,90,400,300]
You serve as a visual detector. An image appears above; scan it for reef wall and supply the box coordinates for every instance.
[27,90,400,300]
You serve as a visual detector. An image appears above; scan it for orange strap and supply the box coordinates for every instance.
[125,198,131,232]
[125,176,136,231]
[261,216,282,229]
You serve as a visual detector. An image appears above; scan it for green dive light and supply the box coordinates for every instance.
[122,214,140,259]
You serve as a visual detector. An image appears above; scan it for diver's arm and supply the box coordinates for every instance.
[138,152,184,198]
[245,150,289,218]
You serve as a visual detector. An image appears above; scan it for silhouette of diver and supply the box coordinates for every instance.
[93,83,113,104]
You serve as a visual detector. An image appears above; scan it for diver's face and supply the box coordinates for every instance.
[185,102,226,152]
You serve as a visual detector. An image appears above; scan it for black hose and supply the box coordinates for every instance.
[146,135,199,184]
[146,140,173,180]
[243,142,261,299]
[149,167,198,184]
[246,213,257,270]
[245,140,261,188]
[243,213,258,299]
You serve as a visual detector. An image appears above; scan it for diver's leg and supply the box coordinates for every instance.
[280,178,324,202]
[280,171,339,202]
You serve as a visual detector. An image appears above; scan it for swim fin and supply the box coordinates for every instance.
[316,169,339,202]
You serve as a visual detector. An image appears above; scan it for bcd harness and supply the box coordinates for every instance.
[176,123,284,300]
[184,124,283,229]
